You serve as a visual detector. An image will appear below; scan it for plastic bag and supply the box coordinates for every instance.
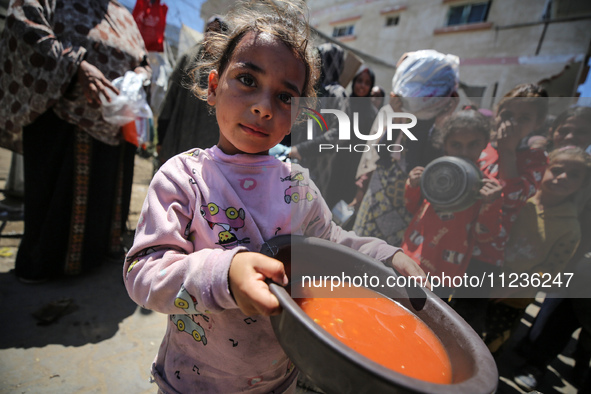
[101,71,153,126]
[391,50,459,119]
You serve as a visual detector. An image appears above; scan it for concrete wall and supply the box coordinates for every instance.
[308,0,591,109]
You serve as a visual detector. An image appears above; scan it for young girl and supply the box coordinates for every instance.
[485,146,591,353]
[123,1,423,393]
[447,84,549,336]
[473,83,549,270]
[401,109,503,292]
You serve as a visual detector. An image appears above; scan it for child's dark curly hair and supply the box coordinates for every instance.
[433,108,491,148]
[191,0,320,103]
[496,83,549,123]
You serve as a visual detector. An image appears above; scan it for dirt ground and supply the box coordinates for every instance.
[0,147,583,393]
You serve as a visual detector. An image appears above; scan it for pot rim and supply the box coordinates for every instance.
[263,235,498,394]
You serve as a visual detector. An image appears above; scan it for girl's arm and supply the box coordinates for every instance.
[124,161,245,316]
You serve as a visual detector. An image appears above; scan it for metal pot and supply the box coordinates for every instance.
[420,156,483,213]
[260,235,498,394]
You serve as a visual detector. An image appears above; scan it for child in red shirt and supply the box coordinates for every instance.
[453,84,549,336]
[402,109,503,297]
[473,84,549,269]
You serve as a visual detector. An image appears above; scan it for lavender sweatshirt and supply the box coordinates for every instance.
[124,146,401,393]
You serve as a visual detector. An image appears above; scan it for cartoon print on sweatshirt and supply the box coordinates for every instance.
[281,171,318,204]
[170,314,208,345]
[247,375,264,387]
[125,247,157,278]
[280,171,306,183]
[200,202,250,248]
[175,283,199,314]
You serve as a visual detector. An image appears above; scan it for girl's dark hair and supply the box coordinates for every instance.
[192,0,320,102]
[434,108,491,148]
[496,83,549,122]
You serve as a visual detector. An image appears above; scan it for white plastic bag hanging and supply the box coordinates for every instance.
[101,71,153,126]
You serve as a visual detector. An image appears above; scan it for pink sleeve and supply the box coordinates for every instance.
[123,160,244,315]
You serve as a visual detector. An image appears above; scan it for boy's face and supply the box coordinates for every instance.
[496,101,542,140]
[541,155,587,199]
[207,31,306,155]
[552,116,591,149]
[444,128,488,164]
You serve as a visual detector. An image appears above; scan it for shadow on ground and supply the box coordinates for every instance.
[0,259,142,349]
[493,306,581,394]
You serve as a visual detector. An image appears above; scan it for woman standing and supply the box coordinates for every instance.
[324,66,378,213]
[0,0,151,281]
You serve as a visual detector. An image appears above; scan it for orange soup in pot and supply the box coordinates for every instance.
[295,291,452,384]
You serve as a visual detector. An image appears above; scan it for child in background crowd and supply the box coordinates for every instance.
[401,109,503,297]
[324,66,378,215]
[123,1,424,393]
[473,83,549,269]
[352,50,460,247]
[485,146,591,354]
[509,107,591,391]
[535,105,591,152]
[451,84,549,336]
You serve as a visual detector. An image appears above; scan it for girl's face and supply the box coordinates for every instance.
[552,116,591,149]
[444,128,488,163]
[353,70,372,97]
[207,31,306,155]
[540,155,587,199]
[496,101,542,140]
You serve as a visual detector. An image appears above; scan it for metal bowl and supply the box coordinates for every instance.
[420,156,483,213]
[260,235,497,394]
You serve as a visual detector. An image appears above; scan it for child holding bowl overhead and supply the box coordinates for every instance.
[123,1,424,393]
[401,108,503,298]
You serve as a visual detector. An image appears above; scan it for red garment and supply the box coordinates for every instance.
[401,176,503,279]
[473,143,547,266]
[133,0,168,52]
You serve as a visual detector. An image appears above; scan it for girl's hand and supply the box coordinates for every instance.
[77,60,119,104]
[479,178,503,204]
[408,166,424,188]
[229,252,289,316]
[390,251,431,290]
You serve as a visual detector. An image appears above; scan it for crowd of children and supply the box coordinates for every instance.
[120,0,591,392]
